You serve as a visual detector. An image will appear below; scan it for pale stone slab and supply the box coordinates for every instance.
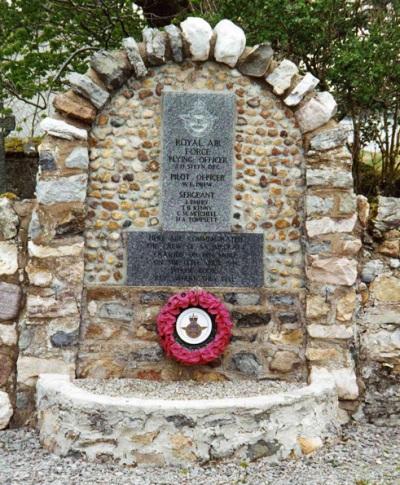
[310,126,350,151]
[296,92,337,133]
[36,174,88,204]
[310,366,359,400]
[0,281,21,320]
[17,357,74,387]
[307,257,357,286]
[375,196,400,231]
[65,146,89,170]
[306,214,357,237]
[307,324,353,340]
[0,323,17,346]
[307,169,353,188]
[122,37,148,77]
[266,59,298,95]
[370,275,400,302]
[0,391,13,430]
[40,117,87,141]
[180,17,213,61]
[28,240,84,258]
[67,72,109,109]
[0,242,18,275]
[284,73,319,106]
[0,198,18,240]
[214,19,246,67]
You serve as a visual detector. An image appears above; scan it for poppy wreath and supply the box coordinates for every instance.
[157,289,233,365]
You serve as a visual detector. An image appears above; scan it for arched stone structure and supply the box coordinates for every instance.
[16,17,361,420]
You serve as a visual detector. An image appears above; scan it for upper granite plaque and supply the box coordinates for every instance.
[161,91,236,232]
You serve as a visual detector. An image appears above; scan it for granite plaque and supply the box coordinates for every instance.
[161,91,235,232]
[126,231,264,287]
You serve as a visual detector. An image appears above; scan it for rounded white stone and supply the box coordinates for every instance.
[180,17,213,61]
[213,19,246,68]
[0,391,13,430]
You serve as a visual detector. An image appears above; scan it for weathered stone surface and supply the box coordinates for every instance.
[90,50,131,90]
[0,199,18,240]
[40,117,87,141]
[0,323,17,346]
[0,242,18,275]
[180,17,213,61]
[377,239,399,257]
[310,126,349,151]
[266,59,298,95]
[0,282,21,321]
[307,257,358,286]
[0,391,13,430]
[306,347,340,362]
[224,292,260,306]
[306,214,357,237]
[53,90,97,123]
[306,195,334,216]
[27,293,78,318]
[375,196,400,231]
[50,330,78,348]
[232,352,262,375]
[28,239,84,258]
[310,366,359,400]
[269,351,298,373]
[142,28,166,65]
[296,92,337,133]
[284,73,319,107]
[361,329,400,360]
[306,295,330,320]
[307,169,353,188]
[67,72,110,109]
[361,259,384,283]
[307,324,353,340]
[37,374,339,465]
[237,43,274,77]
[65,146,89,170]
[122,37,148,77]
[370,275,400,302]
[98,302,134,321]
[213,19,246,67]
[336,290,356,322]
[36,174,88,204]
[164,25,183,63]
[17,357,74,387]
[27,269,53,287]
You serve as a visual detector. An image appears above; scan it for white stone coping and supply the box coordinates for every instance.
[37,373,337,412]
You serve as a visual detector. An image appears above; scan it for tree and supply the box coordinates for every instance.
[0,0,145,112]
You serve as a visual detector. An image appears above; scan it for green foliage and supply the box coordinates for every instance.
[0,0,145,105]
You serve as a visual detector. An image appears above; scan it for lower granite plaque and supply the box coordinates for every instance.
[126,231,264,287]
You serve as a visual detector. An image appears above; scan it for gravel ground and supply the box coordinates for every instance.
[76,378,300,400]
[0,424,399,485]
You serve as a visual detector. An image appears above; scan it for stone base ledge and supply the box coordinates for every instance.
[36,374,340,466]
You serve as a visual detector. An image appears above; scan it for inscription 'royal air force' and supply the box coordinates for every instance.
[161,92,235,232]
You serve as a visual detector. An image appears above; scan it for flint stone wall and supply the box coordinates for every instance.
[358,196,400,425]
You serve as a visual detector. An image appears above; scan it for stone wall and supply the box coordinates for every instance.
[0,198,31,428]
[358,196,400,425]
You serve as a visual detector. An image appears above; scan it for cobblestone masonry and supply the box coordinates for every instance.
[0,17,370,423]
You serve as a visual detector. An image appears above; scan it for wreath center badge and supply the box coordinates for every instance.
[157,289,233,365]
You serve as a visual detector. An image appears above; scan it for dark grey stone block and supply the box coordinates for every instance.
[161,91,236,232]
[125,231,264,288]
